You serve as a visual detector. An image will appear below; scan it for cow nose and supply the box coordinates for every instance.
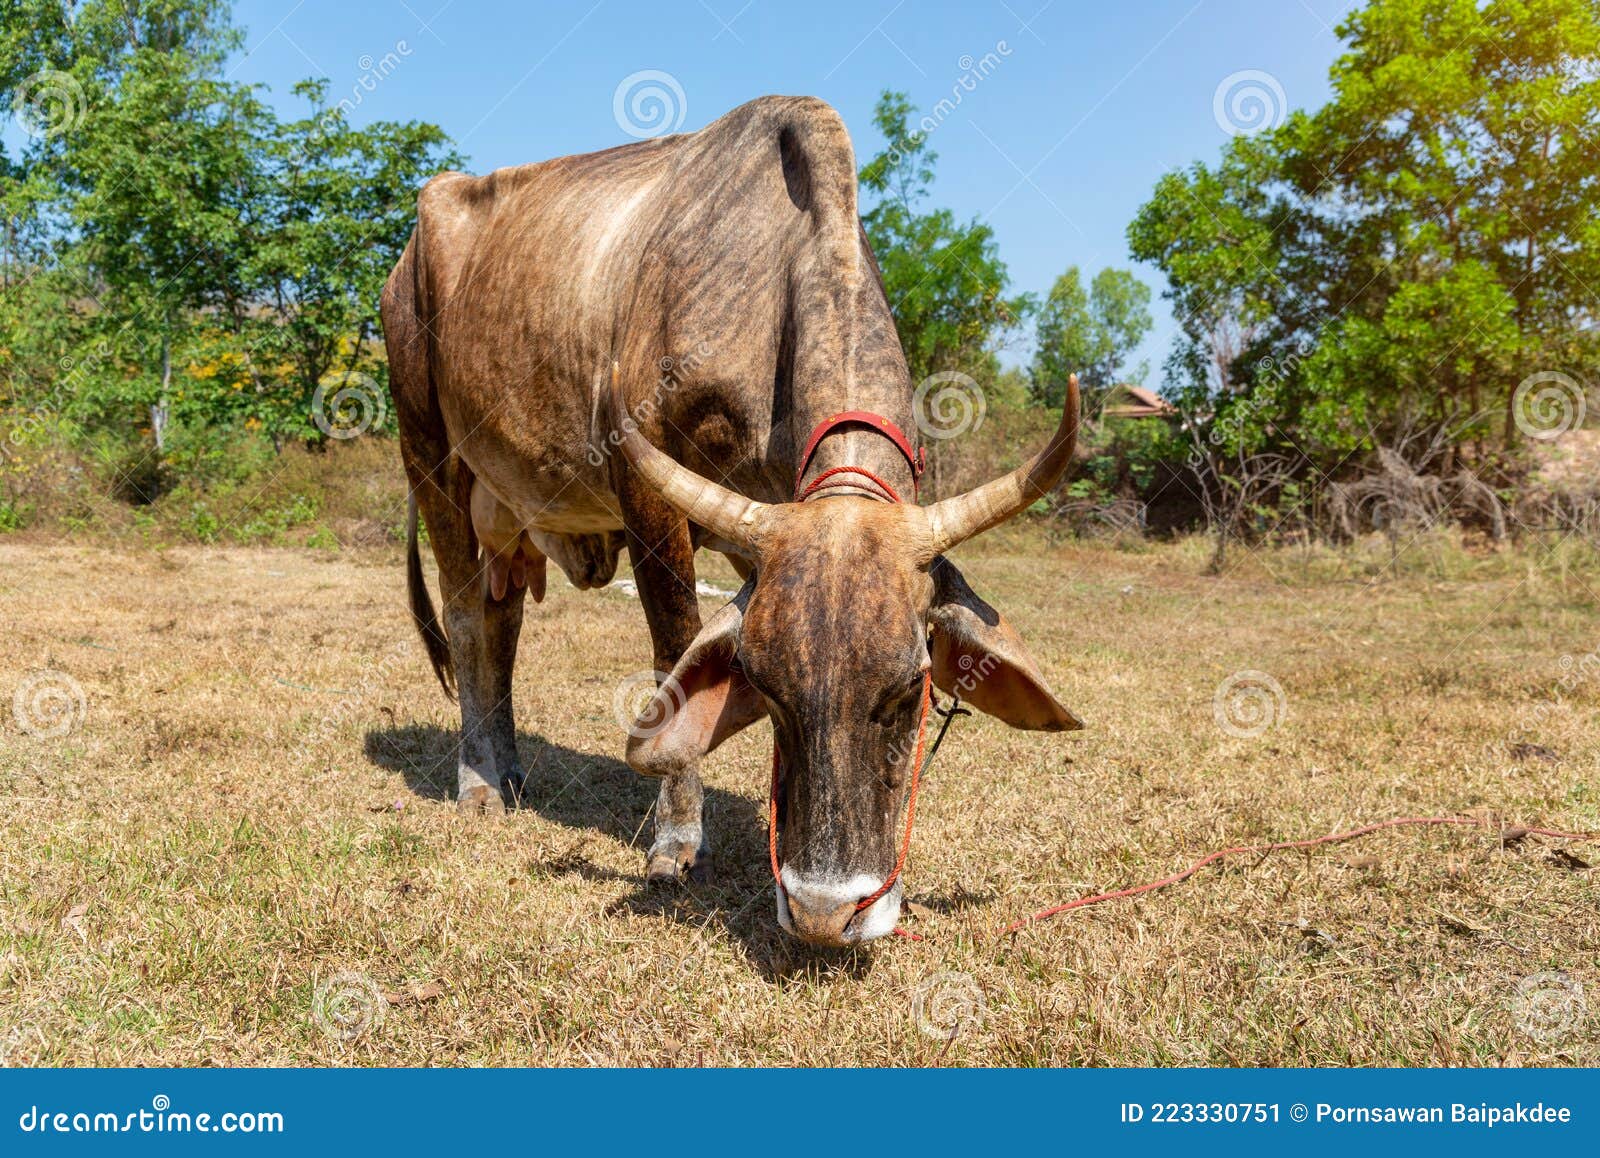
[778,872,899,945]
[784,894,860,946]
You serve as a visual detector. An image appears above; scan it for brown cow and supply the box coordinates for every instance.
[380,95,1081,946]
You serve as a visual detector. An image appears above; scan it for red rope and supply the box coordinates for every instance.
[794,411,925,498]
[795,464,903,504]
[992,815,1597,939]
[854,673,932,914]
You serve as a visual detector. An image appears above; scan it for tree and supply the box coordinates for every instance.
[239,79,461,440]
[62,42,272,448]
[2,0,458,458]
[858,91,1029,384]
[1286,0,1599,449]
[3,0,263,447]
[988,365,1031,410]
[1127,134,1294,452]
[1029,265,1152,409]
[1130,0,1600,470]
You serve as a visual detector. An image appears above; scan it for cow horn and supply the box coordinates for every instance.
[923,374,1080,556]
[607,362,769,551]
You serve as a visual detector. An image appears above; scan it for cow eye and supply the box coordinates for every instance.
[869,676,921,725]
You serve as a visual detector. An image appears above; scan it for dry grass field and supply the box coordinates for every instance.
[1,528,1597,1067]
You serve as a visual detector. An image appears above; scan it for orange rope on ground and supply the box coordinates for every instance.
[993,815,1598,939]
[765,692,1597,943]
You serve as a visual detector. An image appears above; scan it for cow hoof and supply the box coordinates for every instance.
[456,785,505,817]
[646,843,713,885]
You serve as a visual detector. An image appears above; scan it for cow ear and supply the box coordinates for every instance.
[927,559,1083,732]
[624,581,768,777]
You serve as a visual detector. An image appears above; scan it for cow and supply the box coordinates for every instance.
[379,95,1081,947]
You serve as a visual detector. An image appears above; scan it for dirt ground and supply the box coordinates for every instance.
[1,530,1596,1066]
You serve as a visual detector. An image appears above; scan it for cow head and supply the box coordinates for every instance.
[614,374,1082,947]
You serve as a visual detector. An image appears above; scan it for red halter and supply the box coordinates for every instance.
[771,410,932,938]
[793,411,926,501]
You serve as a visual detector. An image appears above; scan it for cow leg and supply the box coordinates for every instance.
[415,464,527,815]
[382,240,525,815]
[621,491,711,883]
[479,579,529,807]
[649,760,708,883]
[442,531,529,814]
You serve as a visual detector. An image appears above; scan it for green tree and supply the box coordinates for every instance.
[1029,265,1152,408]
[1127,134,1295,452]
[1131,0,1600,464]
[858,91,1029,384]
[62,42,272,446]
[3,0,262,446]
[2,0,458,457]
[988,365,1031,410]
[239,79,461,440]
[1287,0,1599,449]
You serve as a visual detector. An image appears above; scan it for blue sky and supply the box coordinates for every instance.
[226,0,1362,379]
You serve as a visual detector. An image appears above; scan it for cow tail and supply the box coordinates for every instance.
[407,493,456,699]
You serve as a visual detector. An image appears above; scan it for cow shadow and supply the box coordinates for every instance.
[361,724,879,982]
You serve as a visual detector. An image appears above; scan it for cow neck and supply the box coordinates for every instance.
[791,410,926,503]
